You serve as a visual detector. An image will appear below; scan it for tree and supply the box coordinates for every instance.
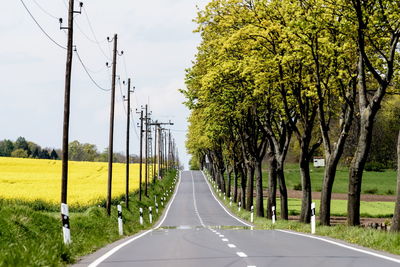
[14,137,29,153]
[50,149,59,160]
[11,148,28,158]
[346,0,400,226]
[0,140,14,157]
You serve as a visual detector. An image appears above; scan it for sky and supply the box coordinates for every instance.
[0,0,210,168]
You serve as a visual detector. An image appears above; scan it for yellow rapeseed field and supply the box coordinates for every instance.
[0,157,144,206]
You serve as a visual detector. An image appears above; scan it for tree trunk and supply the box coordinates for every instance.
[245,163,254,211]
[391,130,400,232]
[277,166,288,220]
[348,107,375,226]
[233,164,239,202]
[299,148,312,223]
[220,170,226,194]
[255,160,264,217]
[267,154,277,219]
[320,162,337,226]
[240,164,246,208]
[227,167,232,198]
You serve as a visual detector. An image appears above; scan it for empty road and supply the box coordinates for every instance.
[81,170,400,267]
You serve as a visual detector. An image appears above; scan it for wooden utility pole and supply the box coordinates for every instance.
[153,125,157,184]
[60,0,82,245]
[106,34,118,216]
[144,104,149,196]
[60,0,75,208]
[138,110,143,201]
[125,78,133,209]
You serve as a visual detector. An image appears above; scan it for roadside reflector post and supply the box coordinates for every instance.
[272,206,276,224]
[224,192,226,200]
[161,197,164,207]
[139,207,143,225]
[156,202,159,213]
[238,201,241,212]
[117,205,123,235]
[311,202,316,234]
[149,207,153,224]
[251,205,254,223]
[61,203,71,244]
[230,197,232,207]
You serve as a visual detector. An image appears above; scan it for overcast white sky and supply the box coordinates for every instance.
[0,0,209,168]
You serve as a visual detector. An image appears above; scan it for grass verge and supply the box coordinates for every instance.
[0,170,178,266]
[205,172,400,256]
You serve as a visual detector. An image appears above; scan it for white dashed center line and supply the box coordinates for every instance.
[237,252,248,258]
[228,244,236,248]
[222,238,229,242]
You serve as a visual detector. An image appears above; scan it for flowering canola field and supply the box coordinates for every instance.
[0,157,141,206]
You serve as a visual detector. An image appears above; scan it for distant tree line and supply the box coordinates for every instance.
[67,140,140,163]
[0,137,58,159]
[0,138,139,163]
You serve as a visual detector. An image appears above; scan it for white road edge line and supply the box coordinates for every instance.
[201,171,252,227]
[88,172,182,267]
[278,230,400,264]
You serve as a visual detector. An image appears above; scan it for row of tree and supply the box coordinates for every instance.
[0,138,140,163]
[0,137,58,160]
[182,0,400,229]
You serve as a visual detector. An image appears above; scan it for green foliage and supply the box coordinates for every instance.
[10,148,28,158]
[0,140,14,157]
[365,162,386,172]
[0,170,177,266]
[369,96,400,168]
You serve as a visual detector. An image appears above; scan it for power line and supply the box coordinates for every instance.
[32,0,59,20]
[20,0,66,50]
[75,49,111,91]
[82,6,110,60]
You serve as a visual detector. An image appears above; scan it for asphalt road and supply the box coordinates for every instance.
[81,170,400,267]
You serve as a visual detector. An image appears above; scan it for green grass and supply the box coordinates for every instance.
[261,163,397,195]
[207,173,400,256]
[0,170,178,266]
[273,198,394,218]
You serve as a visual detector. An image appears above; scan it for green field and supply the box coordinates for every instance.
[262,163,397,195]
[272,198,394,218]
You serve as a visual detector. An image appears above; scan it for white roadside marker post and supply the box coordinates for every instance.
[155,202,159,214]
[139,207,143,225]
[272,206,276,224]
[311,202,316,234]
[117,205,123,236]
[161,197,164,207]
[61,203,71,244]
[224,192,226,200]
[149,207,153,224]
[230,197,232,207]
[238,201,241,212]
[251,205,254,223]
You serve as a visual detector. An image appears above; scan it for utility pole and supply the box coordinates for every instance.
[138,110,143,201]
[124,78,133,209]
[59,0,82,245]
[144,104,148,197]
[148,121,173,179]
[153,125,157,184]
[106,34,118,216]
